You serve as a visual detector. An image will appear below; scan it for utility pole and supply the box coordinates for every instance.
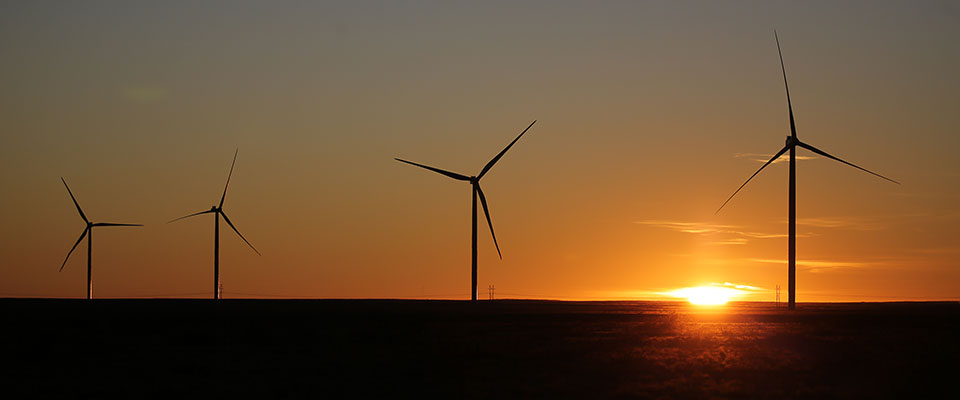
[488,285,495,301]
[776,284,781,309]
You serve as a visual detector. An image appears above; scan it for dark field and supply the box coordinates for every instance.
[2,299,958,398]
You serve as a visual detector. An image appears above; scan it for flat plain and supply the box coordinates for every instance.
[2,299,957,398]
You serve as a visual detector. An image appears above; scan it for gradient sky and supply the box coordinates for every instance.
[1,1,958,301]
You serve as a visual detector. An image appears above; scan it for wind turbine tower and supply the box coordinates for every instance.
[59,178,143,299]
[717,32,898,310]
[169,149,261,300]
[396,120,536,301]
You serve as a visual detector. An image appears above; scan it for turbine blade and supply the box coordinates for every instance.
[797,141,900,184]
[219,211,261,256]
[394,158,471,181]
[219,148,238,208]
[93,223,144,227]
[775,31,798,139]
[716,145,790,214]
[60,228,88,272]
[478,120,536,179]
[168,210,215,223]
[476,184,501,259]
[61,178,88,223]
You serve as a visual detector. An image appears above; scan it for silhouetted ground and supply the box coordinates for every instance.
[2,299,957,398]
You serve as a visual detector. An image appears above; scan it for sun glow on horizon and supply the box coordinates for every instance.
[668,286,744,306]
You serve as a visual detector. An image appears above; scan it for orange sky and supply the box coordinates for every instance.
[1,1,958,301]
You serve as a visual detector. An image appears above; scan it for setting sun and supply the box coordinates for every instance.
[669,286,743,305]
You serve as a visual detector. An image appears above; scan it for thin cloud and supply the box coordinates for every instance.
[718,282,765,291]
[738,231,792,239]
[707,238,749,246]
[794,216,884,231]
[747,258,873,273]
[633,221,738,233]
[635,220,808,245]
[785,212,957,232]
[909,247,960,255]
[734,153,817,164]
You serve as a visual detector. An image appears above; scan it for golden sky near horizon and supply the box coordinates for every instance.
[1,1,958,301]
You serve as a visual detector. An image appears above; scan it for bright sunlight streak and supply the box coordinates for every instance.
[669,286,744,305]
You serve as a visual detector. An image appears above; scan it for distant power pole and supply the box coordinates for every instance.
[219,283,224,299]
[488,285,495,301]
[776,285,781,309]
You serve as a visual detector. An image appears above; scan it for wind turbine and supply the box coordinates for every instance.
[396,120,536,301]
[716,32,898,310]
[59,178,142,299]
[169,149,260,300]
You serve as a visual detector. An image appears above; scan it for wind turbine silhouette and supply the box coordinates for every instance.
[396,120,536,301]
[59,178,142,299]
[169,149,260,300]
[716,32,898,310]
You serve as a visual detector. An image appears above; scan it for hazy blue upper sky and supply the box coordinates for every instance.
[1,1,958,300]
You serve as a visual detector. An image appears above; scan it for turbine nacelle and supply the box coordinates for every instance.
[786,136,799,147]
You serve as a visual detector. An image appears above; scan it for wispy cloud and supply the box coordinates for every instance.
[907,247,960,255]
[793,216,884,231]
[635,221,737,234]
[718,282,765,291]
[734,152,817,164]
[634,220,804,245]
[786,212,959,233]
[708,238,749,246]
[747,258,874,273]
